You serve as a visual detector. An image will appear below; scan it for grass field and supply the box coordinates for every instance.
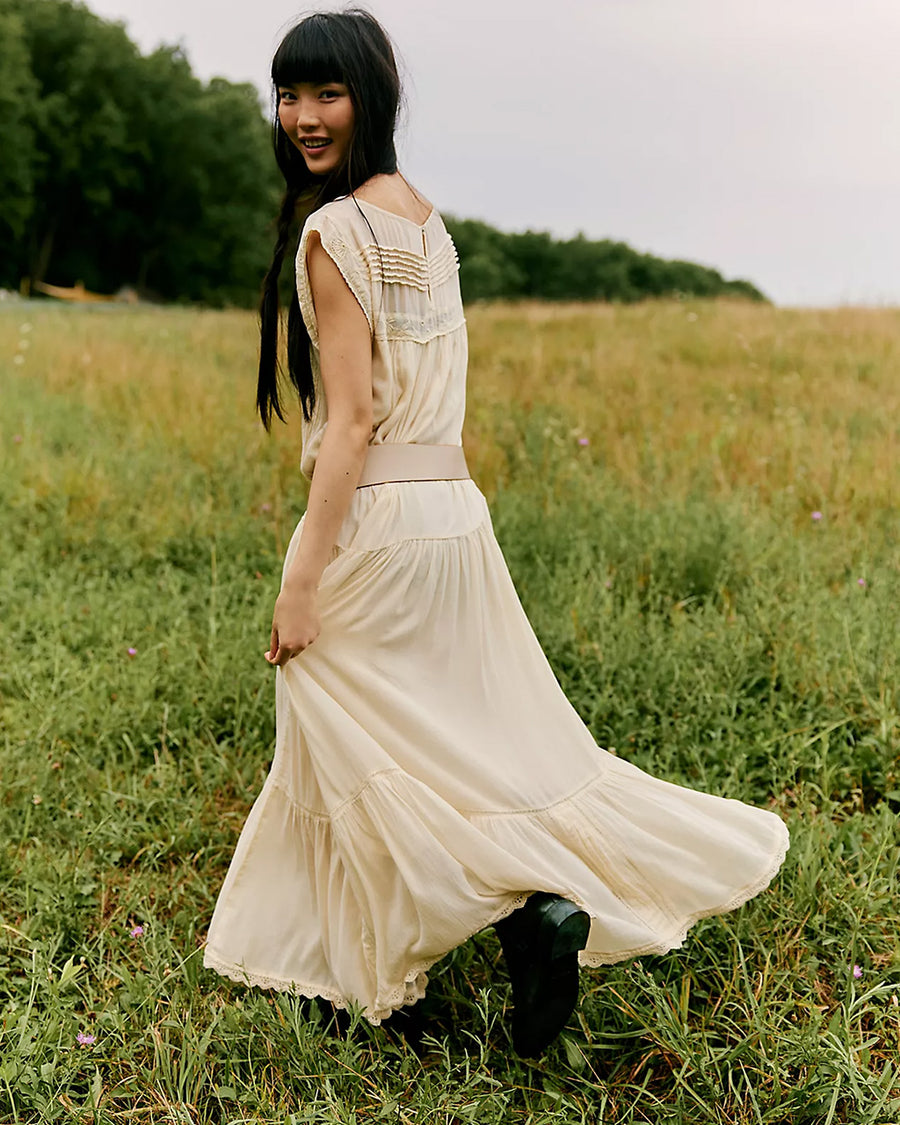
[1,299,899,1123]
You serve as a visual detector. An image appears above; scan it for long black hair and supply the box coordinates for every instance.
[257,9,402,429]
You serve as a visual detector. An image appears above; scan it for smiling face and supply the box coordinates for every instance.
[277,81,356,176]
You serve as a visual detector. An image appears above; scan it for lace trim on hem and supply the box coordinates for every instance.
[576,818,791,967]
[202,890,533,1025]
[203,822,790,1021]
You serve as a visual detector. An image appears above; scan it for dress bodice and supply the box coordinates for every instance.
[294,196,468,480]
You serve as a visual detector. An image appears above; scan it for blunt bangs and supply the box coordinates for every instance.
[272,18,346,90]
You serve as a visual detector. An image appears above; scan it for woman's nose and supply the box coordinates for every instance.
[296,98,320,128]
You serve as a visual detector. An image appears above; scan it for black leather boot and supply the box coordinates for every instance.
[494,892,590,1057]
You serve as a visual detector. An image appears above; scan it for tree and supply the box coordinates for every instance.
[14,0,147,287]
[444,216,767,304]
[5,0,280,304]
[0,0,38,287]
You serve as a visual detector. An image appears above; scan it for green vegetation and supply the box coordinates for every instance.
[0,0,766,307]
[0,0,280,305]
[1,300,898,1122]
[446,219,765,304]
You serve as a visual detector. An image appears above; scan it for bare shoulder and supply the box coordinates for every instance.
[351,173,434,225]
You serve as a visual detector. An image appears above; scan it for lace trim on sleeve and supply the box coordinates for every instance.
[295,212,374,349]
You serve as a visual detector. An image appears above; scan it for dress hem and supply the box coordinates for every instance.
[202,889,533,1025]
[202,815,790,1024]
[577,814,790,966]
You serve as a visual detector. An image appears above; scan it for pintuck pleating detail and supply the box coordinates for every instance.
[359,239,460,293]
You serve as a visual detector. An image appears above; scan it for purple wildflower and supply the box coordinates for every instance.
[811,511,823,522]
[857,578,866,588]
[852,964,863,979]
[577,437,590,447]
[76,1031,96,1047]
[130,924,144,938]
[127,647,137,656]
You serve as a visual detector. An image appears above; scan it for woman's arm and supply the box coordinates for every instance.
[265,230,373,667]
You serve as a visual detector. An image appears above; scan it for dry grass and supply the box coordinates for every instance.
[465,300,900,520]
[5,298,897,525]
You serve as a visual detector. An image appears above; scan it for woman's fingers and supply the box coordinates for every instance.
[265,627,321,665]
[265,620,279,664]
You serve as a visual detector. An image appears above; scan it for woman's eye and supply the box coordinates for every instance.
[278,90,296,102]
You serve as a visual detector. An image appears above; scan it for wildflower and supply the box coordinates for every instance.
[32,794,42,805]
[857,578,866,588]
[130,924,144,938]
[811,511,823,522]
[260,502,272,512]
[13,355,24,366]
[577,437,590,447]
[76,1031,96,1047]
[604,579,613,589]
[852,964,863,979]
[19,322,32,334]
[127,647,137,656]
[13,435,22,443]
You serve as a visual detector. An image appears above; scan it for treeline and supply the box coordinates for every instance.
[446,219,766,303]
[0,0,767,306]
[0,0,280,305]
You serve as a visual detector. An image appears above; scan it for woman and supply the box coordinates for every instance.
[202,9,790,1058]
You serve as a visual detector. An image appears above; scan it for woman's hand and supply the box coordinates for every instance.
[264,579,321,666]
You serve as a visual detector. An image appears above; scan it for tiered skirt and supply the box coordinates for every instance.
[203,480,790,1023]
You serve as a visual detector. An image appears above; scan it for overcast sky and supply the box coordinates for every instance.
[83,0,900,306]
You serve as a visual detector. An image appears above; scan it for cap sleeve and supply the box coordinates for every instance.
[295,206,374,348]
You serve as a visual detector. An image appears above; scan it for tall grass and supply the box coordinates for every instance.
[1,300,898,1123]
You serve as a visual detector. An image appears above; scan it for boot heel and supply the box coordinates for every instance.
[533,898,591,960]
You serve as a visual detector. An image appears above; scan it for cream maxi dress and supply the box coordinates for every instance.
[202,195,791,1023]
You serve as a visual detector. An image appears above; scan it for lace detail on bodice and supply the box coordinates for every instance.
[383,306,466,343]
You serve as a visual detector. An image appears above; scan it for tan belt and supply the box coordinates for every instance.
[356,443,470,488]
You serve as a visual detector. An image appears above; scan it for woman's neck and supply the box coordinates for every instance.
[352,172,432,226]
